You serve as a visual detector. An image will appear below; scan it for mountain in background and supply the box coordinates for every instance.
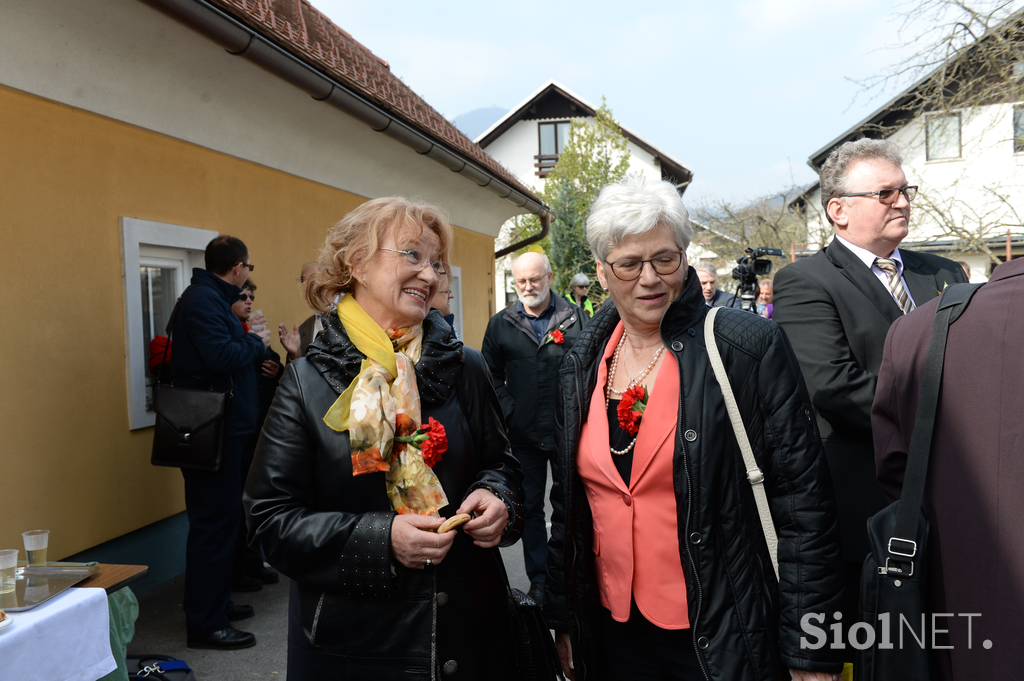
[453,106,507,141]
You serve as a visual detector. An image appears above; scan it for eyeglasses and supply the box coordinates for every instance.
[606,251,684,281]
[378,248,450,276]
[238,262,255,271]
[838,186,918,205]
[238,292,255,301]
[515,275,549,289]
[438,290,453,297]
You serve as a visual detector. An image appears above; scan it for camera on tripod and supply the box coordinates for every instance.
[731,246,783,312]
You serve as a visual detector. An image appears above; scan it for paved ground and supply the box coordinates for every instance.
[129,467,549,680]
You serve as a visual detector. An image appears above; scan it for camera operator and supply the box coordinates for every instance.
[729,247,783,313]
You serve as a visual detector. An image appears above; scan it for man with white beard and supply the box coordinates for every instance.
[482,252,586,605]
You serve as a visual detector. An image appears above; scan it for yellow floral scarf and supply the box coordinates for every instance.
[323,295,449,516]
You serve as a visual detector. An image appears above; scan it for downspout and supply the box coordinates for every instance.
[494,213,550,259]
[140,0,549,222]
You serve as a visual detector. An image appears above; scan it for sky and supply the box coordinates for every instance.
[312,0,940,206]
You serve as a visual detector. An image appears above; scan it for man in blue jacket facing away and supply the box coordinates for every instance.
[171,235,270,650]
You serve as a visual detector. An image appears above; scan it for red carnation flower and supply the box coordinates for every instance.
[419,417,448,467]
[617,385,648,436]
[549,329,565,344]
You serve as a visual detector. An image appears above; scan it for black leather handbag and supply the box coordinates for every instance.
[150,301,231,472]
[151,377,231,472]
[494,551,563,680]
[856,283,981,681]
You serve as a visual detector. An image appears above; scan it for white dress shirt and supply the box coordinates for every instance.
[833,234,918,309]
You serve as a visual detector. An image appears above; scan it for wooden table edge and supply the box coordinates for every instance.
[75,564,149,594]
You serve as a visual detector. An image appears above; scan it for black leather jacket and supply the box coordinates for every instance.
[244,310,524,680]
[545,269,843,680]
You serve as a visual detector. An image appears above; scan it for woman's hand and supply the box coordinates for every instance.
[278,322,301,360]
[789,669,841,681]
[390,514,455,569]
[556,631,575,681]
[457,489,508,548]
[261,360,281,379]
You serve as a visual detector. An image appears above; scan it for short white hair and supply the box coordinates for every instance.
[568,273,590,288]
[586,175,692,262]
[512,252,551,275]
[694,262,718,280]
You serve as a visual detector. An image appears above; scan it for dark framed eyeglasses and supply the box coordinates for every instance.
[238,292,255,301]
[378,248,450,276]
[838,186,918,205]
[238,262,255,271]
[606,251,684,281]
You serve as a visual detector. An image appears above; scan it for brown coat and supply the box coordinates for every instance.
[872,257,1024,680]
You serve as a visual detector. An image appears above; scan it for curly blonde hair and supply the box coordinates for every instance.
[303,197,453,313]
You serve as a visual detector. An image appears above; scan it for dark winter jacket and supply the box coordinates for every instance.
[481,294,586,450]
[244,310,525,680]
[545,268,844,680]
[170,268,265,438]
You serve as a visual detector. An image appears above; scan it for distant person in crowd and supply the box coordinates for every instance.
[482,252,586,606]
[228,279,281,593]
[429,271,458,339]
[873,258,1024,680]
[245,196,525,678]
[773,138,967,642]
[958,260,971,280]
[565,272,595,317]
[278,262,321,363]
[547,175,842,681]
[757,278,774,318]
[695,262,741,308]
[171,235,270,651]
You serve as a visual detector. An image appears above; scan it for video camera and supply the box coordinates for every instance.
[731,246,783,312]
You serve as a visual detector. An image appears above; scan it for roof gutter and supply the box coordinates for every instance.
[139,0,549,222]
[494,213,550,259]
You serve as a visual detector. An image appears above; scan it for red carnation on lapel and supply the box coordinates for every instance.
[617,385,648,436]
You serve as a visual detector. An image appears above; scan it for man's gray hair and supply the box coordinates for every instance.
[568,273,590,288]
[820,138,904,225]
[694,262,718,280]
[586,175,692,262]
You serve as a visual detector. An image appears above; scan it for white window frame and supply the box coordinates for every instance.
[121,217,217,430]
[925,112,962,161]
[449,265,464,339]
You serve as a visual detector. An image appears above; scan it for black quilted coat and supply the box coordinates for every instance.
[244,310,524,680]
[544,269,844,680]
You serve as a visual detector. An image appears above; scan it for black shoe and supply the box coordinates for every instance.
[249,565,279,585]
[527,581,545,607]
[231,573,262,592]
[225,601,253,621]
[187,627,256,650]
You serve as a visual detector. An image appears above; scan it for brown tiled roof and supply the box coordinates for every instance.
[207,0,537,200]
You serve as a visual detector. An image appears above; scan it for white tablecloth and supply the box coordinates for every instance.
[0,587,116,681]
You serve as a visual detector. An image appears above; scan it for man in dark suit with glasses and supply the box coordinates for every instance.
[773,138,967,639]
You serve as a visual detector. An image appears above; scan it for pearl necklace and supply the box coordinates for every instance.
[605,333,665,456]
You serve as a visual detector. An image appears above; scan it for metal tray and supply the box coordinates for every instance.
[0,564,99,612]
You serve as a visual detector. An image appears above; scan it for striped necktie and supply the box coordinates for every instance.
[874,257,914,314]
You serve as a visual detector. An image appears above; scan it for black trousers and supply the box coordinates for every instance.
[181,435,246,636]
[514,444,550,585]
[598,604,702,681]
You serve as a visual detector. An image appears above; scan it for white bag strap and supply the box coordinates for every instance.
[703,307,779,579]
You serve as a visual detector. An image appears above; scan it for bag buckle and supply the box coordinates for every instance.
[746,467,764,485]
[137,664,163,679]
[887,537,917,557]
[178,430,191,445]
[880,557,914,577]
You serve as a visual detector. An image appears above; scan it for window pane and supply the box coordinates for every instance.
[927,114,961,160]
[141,265,178,411]
[539,123,556,155]
[1014,105,1024,153]
[556,122,572,154]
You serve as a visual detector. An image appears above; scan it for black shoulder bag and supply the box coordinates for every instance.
[856,283,982,681]
[150,299,232,472]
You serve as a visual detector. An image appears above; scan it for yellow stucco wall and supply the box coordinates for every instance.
[0,85,496,559]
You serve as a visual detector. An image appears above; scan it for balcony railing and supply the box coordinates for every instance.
[534,154,559,178]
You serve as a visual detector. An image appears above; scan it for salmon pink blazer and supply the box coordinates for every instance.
[576,322,689,628]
